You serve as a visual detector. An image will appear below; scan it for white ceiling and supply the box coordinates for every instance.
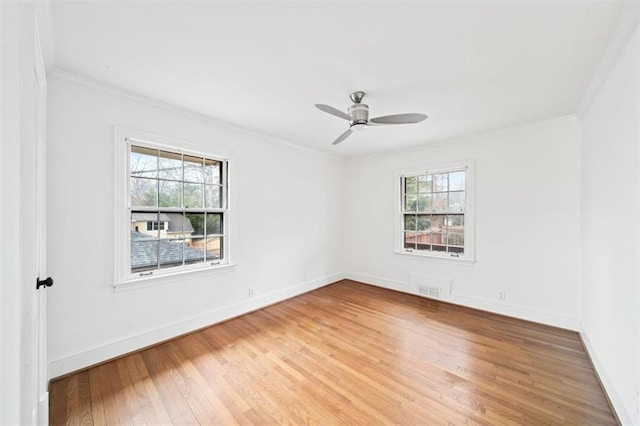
[50,1,631,158]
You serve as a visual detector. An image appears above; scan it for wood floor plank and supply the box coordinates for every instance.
[48,375,67,426]
[49,280,618,425]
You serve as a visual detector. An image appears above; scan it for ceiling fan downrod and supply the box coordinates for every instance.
[349,91,366,104]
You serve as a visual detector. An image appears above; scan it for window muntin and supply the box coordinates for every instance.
[400,166,470,258]
[128,143,228,277]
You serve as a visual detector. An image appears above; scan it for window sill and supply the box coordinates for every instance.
[394,250,475,265]
[113,262,237,293]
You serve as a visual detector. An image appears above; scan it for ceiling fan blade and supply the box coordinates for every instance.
[332,128,353,145]
[315,104,351,121]
[370,113,428,125]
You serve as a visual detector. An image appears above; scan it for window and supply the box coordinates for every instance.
[115,127,232,286]
[396,160,474,262]
[146,221,164,231]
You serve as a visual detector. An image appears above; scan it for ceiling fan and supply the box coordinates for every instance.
[315,91,428,145]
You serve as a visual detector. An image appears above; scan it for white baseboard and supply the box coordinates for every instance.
[580,331,633,425]
[346,272,580,331]
[448,292,580,331]
[346,272,409,292]
[49,272,345,378]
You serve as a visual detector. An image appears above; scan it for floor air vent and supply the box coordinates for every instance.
[419,285,442,299]
[410,273,451,300]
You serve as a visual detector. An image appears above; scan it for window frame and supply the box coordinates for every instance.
[114,126,235,289]
[394,160,475,263]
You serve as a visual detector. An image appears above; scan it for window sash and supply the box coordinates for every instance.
[124,137,229,280]
[396,163,473,261]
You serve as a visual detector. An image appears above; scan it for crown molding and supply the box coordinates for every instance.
[47,67,342,161]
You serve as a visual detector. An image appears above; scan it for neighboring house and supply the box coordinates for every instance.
[131,212,195,242]
[130,213,204,272]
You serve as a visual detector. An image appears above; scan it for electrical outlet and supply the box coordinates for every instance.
[249,288,255,297]
[498,290,506,300]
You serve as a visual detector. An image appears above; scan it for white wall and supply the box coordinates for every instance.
[46,72,345,377]
[580,18,639,425]
[344,116,582,330]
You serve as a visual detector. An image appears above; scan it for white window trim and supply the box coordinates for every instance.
[393,159,476,263]
[114,126,236,289]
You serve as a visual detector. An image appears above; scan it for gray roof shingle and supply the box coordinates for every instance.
[131,231,216,271]
[131,212,171,222]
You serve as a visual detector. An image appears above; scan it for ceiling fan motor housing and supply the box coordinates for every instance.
[348,103,369,127]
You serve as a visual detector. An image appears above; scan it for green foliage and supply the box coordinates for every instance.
[186,213,204,235]
[404,215,433,231]
[185,213,222,236]
[205,213,222,235]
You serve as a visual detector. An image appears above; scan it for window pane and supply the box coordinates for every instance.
[130,177,157,207]
[159,180,182,207]
[185,213,206,264]
[131,212,160,236]
[447,214,464,228]
[417,194,432,212]
[418,233,432,244]
[416,215,430,231]
[448,191,465,213]
[449,171,465,191]
[164,212,195,240]
[404,193,417,212]
[404,215,416,231]
[404,232,417,250]
[206,213,223,235]
[205,185,221,208]
[417,175,432,193]
[130,146,157,178]
[159,238,185,269]
[185,213,205,236]
[131,236,158,273]
[205,159,221,185]
[159,150,182,181]
[404,176,417,194]
[447,232,465,248]
[184,155,204,183]
[184,242,205,265]
[416,243,430,251]
[184,183,204,208]
[433,193,448,212]
[206,236,222,260]
[433,173,448,192]
[429,214,445,230]
[429,215,445,246]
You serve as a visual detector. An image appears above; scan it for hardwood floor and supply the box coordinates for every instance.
[49,280,617,425]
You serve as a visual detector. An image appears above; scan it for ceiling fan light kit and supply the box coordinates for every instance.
[315,91,428,145]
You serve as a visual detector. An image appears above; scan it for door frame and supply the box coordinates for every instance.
[33,18,49,425]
